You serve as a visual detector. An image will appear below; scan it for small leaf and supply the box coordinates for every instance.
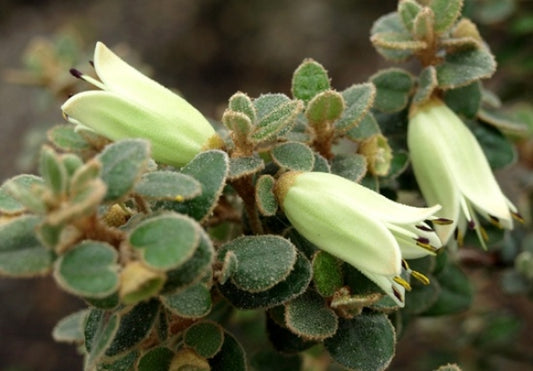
[134,171,202,201]
[382,150,410,180]
[345,113,381,141]
[97,139,150,202]
[160,282,212,318]
[478,108,528,134]
[222,110,253,143]
[370,68,414,113]
[218,235,298,293]
[171,349,210,370]
[291,59,330,103]
[129,213,200,271]
[251,98,303,143]
[164,150,229,223]
[228,91,257,123]
[210,331,247,371]
[256,175,278,217]
[218,251,312,309]
[305,90,345,127]
[443,81,482,119]
[47,125,91,153]
[137,347,174,371]
[414,66,438,105]
[398,0,422,32]
[52,309,89,344]
[266,315,316,354]
[285,290,338,340]
[184,321,225,358]
[40,146,68,196]
[335,83,376,133]
[55,240,119,298]
[331,154,368,182]
[370,32,426,51]
[324,314,396,371]
[0,175,45,214]
[412,7,435,42]
[471,122,516,169]
[312,251,343,297]
[371,13,414,62]
[436,48,497,90]
[0,215,53,277]
[228,155,265,180]
[430,0,463,33]
[119,261,166,305]
[84,309,120,368]
[271,142,315,171]
[313,153,331,173]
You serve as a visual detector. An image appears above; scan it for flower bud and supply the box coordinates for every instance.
[62,42,223,167]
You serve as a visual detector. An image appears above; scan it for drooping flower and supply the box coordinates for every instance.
[62,42,223,167]
[274,171,445,306]
[408,98,521,247]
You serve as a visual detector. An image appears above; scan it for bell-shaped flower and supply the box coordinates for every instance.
[62,42,223,167]
[274,171,445,307]
[408,99,521,247]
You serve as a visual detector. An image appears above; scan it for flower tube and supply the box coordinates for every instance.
[408,99,521,247]
[62,42,223,167]
[274,171,444,306]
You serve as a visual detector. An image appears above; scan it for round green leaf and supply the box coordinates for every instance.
[129,213,200,270]
[330,154,368,182]
[346,112,381,141]
[436,48,496,90]
[55,240,119,298]
[218,250,311,309]
[0,175,45,214]
[228,91,257,122]
[370,68,414,113]
[312,251,343,297]
[137,347,174,371]
[219,235,298,293]
[430,0,463,33]
[413,66,438,105]
[134,171,201,200]
[161,283,212,318]
[291,59,330,103]
[165,150,229,223]
[52,309,89,344]
[324,314,396,371]
[271,142,315,171]
[99,351,139,371]
[471,122,516,169]
[0,215,53,277]
[185,321,225,359]
[285,290,338,340]
[209,331,247,371]
[371,13,414,62]
[251,98,303,143]
[306,90,345,126]
[47,125,91,152]
[335,83,376,133]
[444,81,482,119]
[228,155,265,180]
[398,0,422,32]
[255,175,278,217]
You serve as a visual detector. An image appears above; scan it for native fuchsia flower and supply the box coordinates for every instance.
[408,99,521,248]
[274,171,446,307]
[62,42,223,167]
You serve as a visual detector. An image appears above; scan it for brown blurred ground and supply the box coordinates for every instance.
[0,0,531,370]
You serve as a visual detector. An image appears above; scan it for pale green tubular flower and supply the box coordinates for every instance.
[408,99,521,248]
[62,42,223,167]
[274,171,445,307]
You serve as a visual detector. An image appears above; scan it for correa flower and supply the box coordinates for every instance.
[408,98,521,247]
[274,171,445,307]
[62,42,223,167]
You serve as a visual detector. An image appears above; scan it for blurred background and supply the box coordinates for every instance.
[0,0,532,370]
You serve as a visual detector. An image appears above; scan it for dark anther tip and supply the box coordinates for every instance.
[69,68,83,78]
[89,60,94,67]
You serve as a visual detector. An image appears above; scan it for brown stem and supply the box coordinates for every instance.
[231,175,263,235]
[312,125,335,160]
[75,214,126,248]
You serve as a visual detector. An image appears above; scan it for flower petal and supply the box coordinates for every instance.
[62,91,205,166]
[282,172,402,277]
[93,42,212,134]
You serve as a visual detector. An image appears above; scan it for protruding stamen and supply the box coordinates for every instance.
[69,68,83,78]
[393,276,412,291]
[488,215,501,228]
[411,270,430,285]
[467,220,476,230]
[430,217,453,225]
[512,212,524,224]
[455,229,464,247]
[415,238,439,253]
[480,226,489,242]
[89,60,94,68]
[416,224,434,232]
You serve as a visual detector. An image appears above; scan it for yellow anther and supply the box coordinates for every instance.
[480,226,489,242]
[411,270,430,285]
[488,215,501,228]
[456,229,464,247]
[175,195,185,202]
[393,276,412,291]
[415,240,438,254]
[512,212,524,224]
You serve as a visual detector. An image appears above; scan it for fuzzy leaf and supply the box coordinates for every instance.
[371,13,414,62]
[285,290,338,340]
[218,235,298,293]
[305,90,345,126]
[443,81,482,119]
[324,314,396,371]
[430,0,463,33]
[398,0,422,32]
[312,251,343,297]
[335,83,376,133]
[471,122,516,169]
[370,68,414,113]
[330,154,368,182]
[256,175,278,217]
[436,48,496,90]
[184,321,225,358]
[345,113,381,141]
[291,59,330,103]
[251,97,303,143]
[137,347,174,371]
[128,213,200,271]
[228,91,257,123]
[414,66,438,105]
[47,125,91,153]
[84,309,120,368]
[97,139,150,202]
[55,240,119,298]
[210,331,247,371]
[160,282,212,318]
[0,175,45,214]
[370,32,426,51]
[228,155,265,180]
[271,142,315,171]
[40,146,68,196]
[52,309,89,344]
[134,171,201,201]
